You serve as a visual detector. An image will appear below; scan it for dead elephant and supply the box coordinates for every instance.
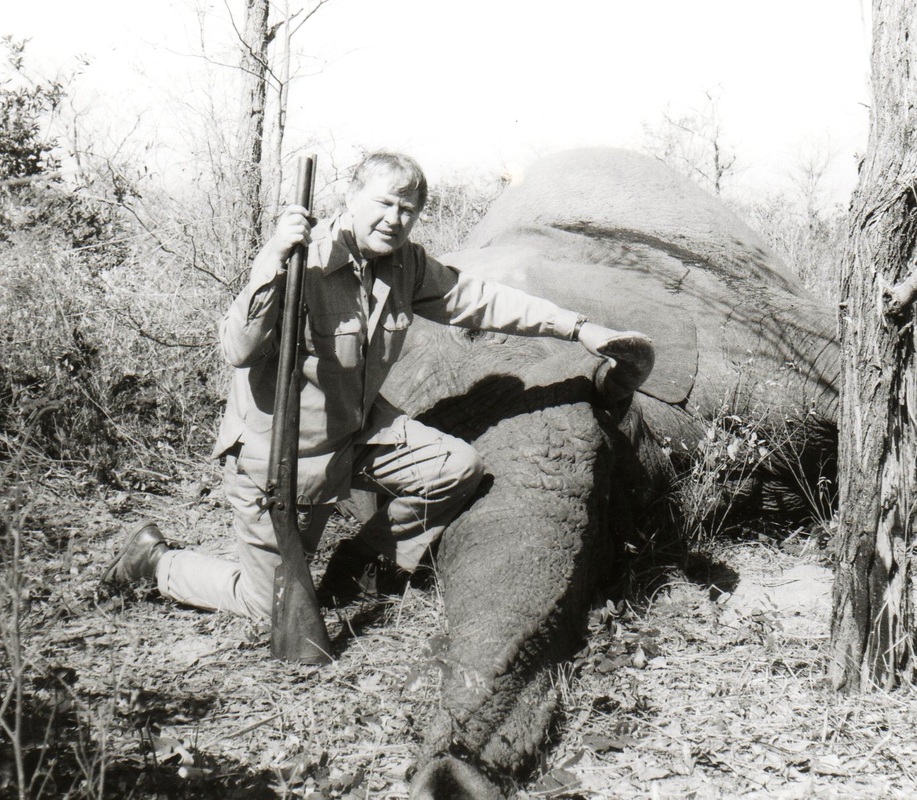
[370,148,839,798]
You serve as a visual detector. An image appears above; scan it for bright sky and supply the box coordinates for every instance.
[6,0,871,204]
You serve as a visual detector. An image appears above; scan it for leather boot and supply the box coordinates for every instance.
[101,520,169,588]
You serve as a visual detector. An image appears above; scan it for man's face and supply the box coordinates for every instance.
[347,169,421,259]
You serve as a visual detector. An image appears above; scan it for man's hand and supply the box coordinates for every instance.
[251,204,314,285]
[268,204,313,262]
[577,323,652,364]
[577,322,655,396]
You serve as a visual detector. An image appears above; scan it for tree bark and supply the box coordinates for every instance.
[268,2,294,222]
[830,0,917,691]
[237,0,271,262]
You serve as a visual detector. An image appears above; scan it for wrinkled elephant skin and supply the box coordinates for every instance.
[380,149,839,798]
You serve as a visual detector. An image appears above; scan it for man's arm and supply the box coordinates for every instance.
[219,206,313,367]
[410,249,652,354]
[410,252,579,338]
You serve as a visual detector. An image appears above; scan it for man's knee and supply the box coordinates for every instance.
[451,441,485,493]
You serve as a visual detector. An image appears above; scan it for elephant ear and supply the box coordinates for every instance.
[441,243,697,405]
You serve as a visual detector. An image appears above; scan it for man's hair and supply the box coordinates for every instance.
[349,151,428,209]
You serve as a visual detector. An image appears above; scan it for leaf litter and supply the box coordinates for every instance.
[9,476,917,798]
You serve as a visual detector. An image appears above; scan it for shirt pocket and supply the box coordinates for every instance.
[379,307,413,365]
[310,313,364,369]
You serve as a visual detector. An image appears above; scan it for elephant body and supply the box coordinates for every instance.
[380,149,838,797]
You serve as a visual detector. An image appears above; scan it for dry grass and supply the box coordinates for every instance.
[6,468,917,799]
[3,470,447,799]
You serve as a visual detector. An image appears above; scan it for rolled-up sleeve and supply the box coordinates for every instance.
[219,249,287,367]
[410,248,580,340]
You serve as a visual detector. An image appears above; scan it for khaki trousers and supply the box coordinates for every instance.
[156,417,484,620]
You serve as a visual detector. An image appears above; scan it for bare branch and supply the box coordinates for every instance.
[291,0,333,34]
[121,307,211,349]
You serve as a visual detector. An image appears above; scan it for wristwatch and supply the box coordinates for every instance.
[572,315,588,342]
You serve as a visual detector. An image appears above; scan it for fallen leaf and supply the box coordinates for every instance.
[533,767,579,793]
[151,734,194,766]
[636,764,671,781]
[810,754,851,776]
[582,732,634,752]
[559,750,586,769]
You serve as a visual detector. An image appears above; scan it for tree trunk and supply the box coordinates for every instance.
[237,0,271,262]
[269,2,293,222]
[830,0,917,691]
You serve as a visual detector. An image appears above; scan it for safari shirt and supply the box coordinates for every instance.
[213,212,581,503]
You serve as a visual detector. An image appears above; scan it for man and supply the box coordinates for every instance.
[103,151,651,620]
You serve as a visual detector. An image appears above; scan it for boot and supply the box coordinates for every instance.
[101,520,169,588]
[317,537,410,607]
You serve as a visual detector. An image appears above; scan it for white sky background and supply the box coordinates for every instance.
[5,0,871,205]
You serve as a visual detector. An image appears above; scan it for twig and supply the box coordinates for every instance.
[853,732,894,773]
[200,711,282,750]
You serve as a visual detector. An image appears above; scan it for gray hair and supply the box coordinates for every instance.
[349,151,428,209]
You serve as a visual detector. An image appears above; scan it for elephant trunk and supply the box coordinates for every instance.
[409,396,614,793]
[410,756,504,800]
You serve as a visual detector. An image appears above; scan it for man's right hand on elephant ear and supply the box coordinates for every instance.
[577,322,655,392]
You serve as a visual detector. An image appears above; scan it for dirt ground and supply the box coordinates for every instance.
[8,472,917,800]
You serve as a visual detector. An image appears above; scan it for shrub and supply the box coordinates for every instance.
[0,194,228,489]
[672,403,837,543]
[729,194,846,303]
[412,177,504,256]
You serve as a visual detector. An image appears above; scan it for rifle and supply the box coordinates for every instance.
[266,155,333,663]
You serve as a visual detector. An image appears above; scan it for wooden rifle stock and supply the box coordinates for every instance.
[266,155,332,663]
